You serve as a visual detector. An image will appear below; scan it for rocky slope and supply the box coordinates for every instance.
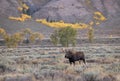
[0,0,19,17]
[0,0,120,37]
[0,0,51,17]
[0,0,120,22]
[33,0,120,23]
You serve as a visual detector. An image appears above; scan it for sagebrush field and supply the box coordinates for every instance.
[0,40,120,81]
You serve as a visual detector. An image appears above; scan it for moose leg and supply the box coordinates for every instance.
[70,62,72,65]
[82,59,86,64]
[69,59,72,65]
[79,60,81,64]
[73,61,75,66]
[82,58,88,68]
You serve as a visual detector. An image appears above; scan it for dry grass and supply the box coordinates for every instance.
[0,45,120,81]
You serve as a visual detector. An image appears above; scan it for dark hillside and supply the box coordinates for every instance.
[0,0,120,38]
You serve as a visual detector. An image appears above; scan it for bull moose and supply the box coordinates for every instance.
[65,50,86,65]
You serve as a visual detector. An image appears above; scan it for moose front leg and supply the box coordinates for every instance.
[72,61,75,66]
[69,59,73,65]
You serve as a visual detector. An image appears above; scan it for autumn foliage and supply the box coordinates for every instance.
[0,28,6,36]
[87,27,94,43]
[7,1,107,45]
[21,28,44,43]
[87,11,106,42]
[0,28,44,48]
[36,19,88,29]
[36,11,106,32]
[8,0,31,22]
[9,14,31,22]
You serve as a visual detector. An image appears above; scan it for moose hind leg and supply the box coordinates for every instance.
[79,60,81,64]
[82,58,86,64]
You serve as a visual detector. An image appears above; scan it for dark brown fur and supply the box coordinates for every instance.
[0,64,6,73]
[65,50,86,65]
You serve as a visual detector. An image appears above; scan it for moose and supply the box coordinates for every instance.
[64,49,86,65]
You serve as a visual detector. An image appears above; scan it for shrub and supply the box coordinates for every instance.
[4,33,24,48]
[0,28,6,37]
[50,27,77,47]
[87,27,94,43]
[83,71,98,81]
[21,28,44,44]
[105,63,120,73]
[50,30,59,46]
[0,28,44,47]
[82,66,104,81]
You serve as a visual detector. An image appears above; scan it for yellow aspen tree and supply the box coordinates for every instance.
[88,27,94,43]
